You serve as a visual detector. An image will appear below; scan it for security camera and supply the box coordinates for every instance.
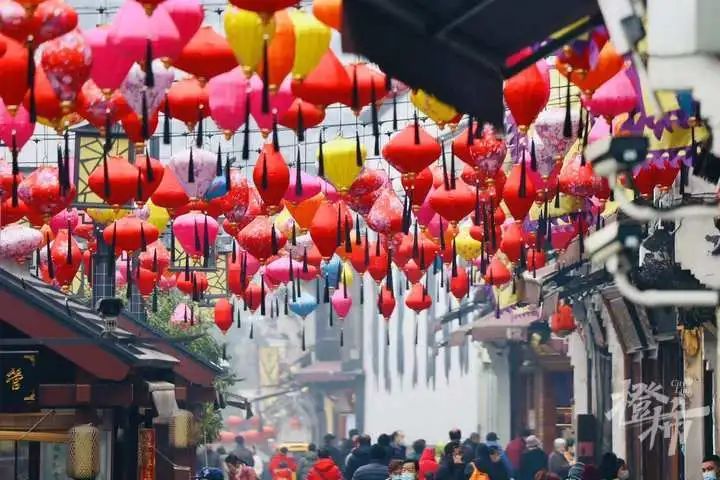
[96,297,124,336]
[585,135,649,178]
[585,222,644,265]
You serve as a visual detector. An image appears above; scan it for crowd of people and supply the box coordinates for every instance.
[196,429,720,480]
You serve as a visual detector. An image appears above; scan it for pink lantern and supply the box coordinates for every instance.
[159,0,203,48]
[107,0,155,62]
[208,67,248,139]
[331,289,352,319]
[171,302,193,328]
[366,187,404,235]
[414,193,436,227]
[265,255,318,284]
[158,270,177,291]
[520,150,560,195]
[588,116,610,145]
[172,211,219,258]
[583,68,637,122]
[0,224,43,262]
[149,4,182,61]
[168,148,218,199]
[49,208,80,235]
[559,155,603,198]
[285,171,322,205]
[0,100,34,150]
[83,26,135,93]
[249,74,294,133]
[467,124,507,183]
[120,60,174,118]
[40,29,93,108]
[534,107,578,162]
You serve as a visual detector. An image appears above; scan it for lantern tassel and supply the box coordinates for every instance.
[45,235,54,279]
[578,213,585,257]
[413,110,420,145]
[170,221,176,263]
[56,145,65,196]
[451,239,458,278]
[144,39,154,88]
[530,138,537,171]
[141,93,149,142]
[242,92,251,160]
[441,143,450,190]
[344,215,352,253]
[104,109,112,154]
[203,215,210,267]
[163,95,171,144]
[466,115,474,146]
[563,78,572,138]
[297,102,305,142]
[260,275,266,316]
[351,64,359,112]
[355,214,361,245]
[272,111,280,152]
[152,288,158,312]
[216,144,222,177]
[412,221,419,259]
[318,129,325,177]
[577,107,584,140]
[10,134,18,207]
[355,130,363,167]
[450,142,456,189]
[261,38,270,114]
[336,206,342,247]
[63,130,71,192]
[261,150,268,189]
[303,247,308,272]
[554,183,560,209]
[301,321,306,351]
[126,256,132,300]
[144,147,154,182]
[291,222,297,246]
[439,218,445,251]
[284,291,289,315]
[340,327,344,347]
[360,279,364,304]
[196,106,204,148]
[323,274,330,303]
[392,94,398,131]
[194,219,201,252]
[140,222,147,252]
[329,303,334,327]
[27,41,36,124]
[370,78,380,155]
[225,154,232,191]
[295,147,303,196]
[364,230,370,268]
[519,151,527,198]
[271,225,278,255]
[136,169,144,202]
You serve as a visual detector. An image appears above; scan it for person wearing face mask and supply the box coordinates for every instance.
[547,438,570,478]
[401,459,420,480]
[615,459,629,480]
[389,460,405,480]
[702,455,720,480]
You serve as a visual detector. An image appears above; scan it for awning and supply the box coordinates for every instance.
[292,361,362,383]
[447,306,543,346]
[342,0,601,124]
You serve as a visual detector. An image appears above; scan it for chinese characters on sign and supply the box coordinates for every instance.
[138,428,156,480]
[0,351,38,412]
[606,379,709,456]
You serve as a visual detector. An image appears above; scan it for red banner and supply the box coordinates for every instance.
[138,428,156,480]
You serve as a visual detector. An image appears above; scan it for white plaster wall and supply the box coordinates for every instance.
[568,331,589,417]
[606,321,627,460]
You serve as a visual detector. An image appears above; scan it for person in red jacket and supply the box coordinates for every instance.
[505,429,531,473]
[306,448,343,480]
[269,447,299,476]
[418,448,439,480]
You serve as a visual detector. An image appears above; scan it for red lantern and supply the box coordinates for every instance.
[0,160,22,202]
[402,167,433,211]
[450,266,469,299]
[279,98,325,134]
[166,77,209,129]
[135,267,157,297]
[291,50,351,107]
[18,166,75,218]
[237,215,287,264]
[377,285,396,319]
[135,154,165,205]
[0,34,28,111]
[87,156,139,206]
[49,229,81,286]
[366,188,404,235]
[526,247,547,271]
[655,155,680,191]
[0,0,78,45]
[0,197,28,225]
[40,29,92,111]
[341,63,386,114]
[405,283,432,314]
[214,298,234,333]
[243,282,262,313]
[629,163,656,197]
[213,168,250,225]
[428,180,475,224]
[255,10,294,91]
[253,144,289,215]
[139,240,170,277]
[559,155,602,198]
[174,26,237,82]
[502,163,536,221]
[176,270,209,297]
[503,61,550,132]
[151,168,189,213]
[402,259,425,285]
[310,201,346,259]
[121,110,159,144]
[382,120,441,175]
[551,303,576,336]
[103,216,160,254]
[484,256,512,286]
[76,81,132,131]
[500,221,524,263]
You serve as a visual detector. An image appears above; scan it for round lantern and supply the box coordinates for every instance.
[228,0,296,20]
[83,26,134,93]
[428,180,476,225]
[0,224,42,262]
[310,201,345,259]
[583,68,637,122]
[286,192,324,232]
[450,266,470,300]
[405,283,432,314]
[366,188,404,235]
[49,229,82,287]
[551,303,576,336]
[312,0,342,31]
[168,148,217,200]
[291,50,351,107]
[483,255,512,286]
[257,10,294,91]
[341,63,386,114]
[151,168,189,213]
[465,124,507,187]
[0,101,34,151]
[172,211,219,259]
[378,285,396,319]
[559,41,623,94]
[18,166,75,218]
[0,35,29,112]
[223,7,275,76]
[331,288,352,318]
[40,29,92,112]
[503,60,550,132]
[502,163,537,221]
[288,8,331,80]
[237,215,287,264]
[279,98,325,136]
[160,0,204,49]
[103,216,160,254]
[321,136,366,194]
[207,67,248,138]
[175,26,238,82]
[253,144,289,214]
[166,77,209,130]
[120,61,174,120]
[382,119,441,175]
[410,89,458,128]
[176,270,209,298]
[87,156,139,206]
[559,155,602,198]
[215,168,250,225]
[214,298,234,333]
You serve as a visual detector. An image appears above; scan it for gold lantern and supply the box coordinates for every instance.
[66,424,100,480]
[170,409,195,449]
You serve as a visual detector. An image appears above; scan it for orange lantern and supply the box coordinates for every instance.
[551,303,576,336]
[256,10,294,92]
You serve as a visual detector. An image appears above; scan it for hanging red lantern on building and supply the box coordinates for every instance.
[551,302,576,336]
[176,270,209,297]
[135,267,157,298]
[174,26,237,82]
[237,215,287,264]
[165,77,210,130]
[402,167,433,212]
[151,168,189,214]
[378,285,396,319]
[484,255,512,286]
[382,118,441,175]
[40,29,92,113]
[291,50,351,107]
[214,298,234,333]
[559,155,602,198]
[121,110,159,145]
[279,98,325,136]
[405,283,432,314]
[310,201,348,259]
[500,221,524,263]
[255,10,294,91]
[450,266,470,300]
[503,61,550,133]
[103,216,160,254]
[429,180,476,225]
[366,188,404,236]
[49,229,82,287]
[253,144,290,215]
[18,166,75,219]
[228,0,297,18]
[242,282,262,313]
[655,154,680,191]
[502,163,537,221]
[0,34,28,112]
[526,247,547,271]
[341,63,385,114]
[87,156,139,206]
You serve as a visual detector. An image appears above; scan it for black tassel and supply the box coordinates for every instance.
[272,111,280,152]
[203,215,210,265]
[249,321,254,339]
[152,287,158,312]
[236,301,241,328]
[329,303,334,327]
[489,207,497,250]
[126,255,132,300]
[46,235,54,279]
[385,324,390,347]
[301,321,306,351]
[216,144,223,177]
[170,221,176,263]
[450,143,456,189]
[441,143,450,190]
[261,37,270,114]
[303,247,308,272]
[360,279,364,304]
[370,78,380,155]
[56,145,64,196]
[27,41,36,124]
[10,134,18,207]
[355,214,361,245]
[519,151,527,198]
[364,230,370,267]
[291,222,297,246]
[318,129,325,177]
[392,94,398,131]
[336,206,342,247]
[242,92,251,160]
[271,225,278,254]
[225,154,232,191]
[196,106,204,148]
[451,239,458,278]
[351,64,359,112]
[144,147,154,182]
[375,232,381,257]
[295,147,303,196]
[563,78,572,138]
[194,219,201,252]
[108,223,117,270]
[163,95,171,144]
[144,39,154,88]
[578,214,585,257]
[103,109,112,154]
[466,115,474,146]
[284,291,289,315]
[577,107,584,140]
[554,183,560,209]
[335,258,343,289]
[261,150,269,189]
[344,215,352,253]
[412,221,419,259]
[152,249,158,273]
[530,138,537,171]
[340,327,344,347]
[401,194,410,234]
[141,92,149,141]
[413,110,421,145]
[140,222,147,252]
[323,274,330,303]
[62,130,70,191]
[519,244,526,271]
[355,131,363,167]
[297,102,305,142]
[680,161,688,196]
[260,275,266,315]
[187,148,196,184]
[439,218,445,251]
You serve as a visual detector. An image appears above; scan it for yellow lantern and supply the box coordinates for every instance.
[86,208,130,225]
[528,194,583,220]
[224,7,276,75]
[455,227,482,261]
[341,261,354,287]
[274,207,294,236]
[321,136,366,194]
[288,9,331,80]
[145,200,170,233]
[410,89,458,128]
